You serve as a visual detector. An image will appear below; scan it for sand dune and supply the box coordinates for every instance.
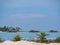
[0,40,60,45]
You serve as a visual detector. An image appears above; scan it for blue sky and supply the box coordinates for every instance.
[0,0,60,31]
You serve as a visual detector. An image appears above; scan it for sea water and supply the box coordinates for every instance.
[0,31,60,40]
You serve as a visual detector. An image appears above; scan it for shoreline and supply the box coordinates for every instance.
[0,40,60,45]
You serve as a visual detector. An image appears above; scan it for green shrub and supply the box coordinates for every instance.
[37,32,49,43]
[0,38,4,42]
[55,37,60,42]
[13,35,21,41]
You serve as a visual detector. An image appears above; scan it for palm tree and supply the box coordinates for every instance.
[37,32,49,42]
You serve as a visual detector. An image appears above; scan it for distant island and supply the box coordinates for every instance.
[49,30,58,32]
[0,26,21,32]
[0,26,59,33]
[29,30,40,32]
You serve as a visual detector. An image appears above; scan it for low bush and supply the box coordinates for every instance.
[13,35,21,41]
[55,37,60,43]
[0,38,4,42]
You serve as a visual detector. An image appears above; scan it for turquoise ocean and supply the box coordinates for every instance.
[0,31,60,40]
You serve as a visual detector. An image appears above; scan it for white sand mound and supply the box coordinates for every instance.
[0,40,60,45]
[0,40,16,45]
[3,40,13,43]
[47,43,60,45]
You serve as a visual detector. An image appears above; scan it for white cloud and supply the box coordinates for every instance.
[2,13,47,23]
[9,13,46,20]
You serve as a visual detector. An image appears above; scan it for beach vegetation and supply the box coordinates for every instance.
[0,38,4,42]
[37,32,49,43]
[0,26,21,32]
[55,37,60,43]
[13,35,21,41]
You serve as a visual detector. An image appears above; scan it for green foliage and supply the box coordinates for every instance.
[15,27,22,32]
[37,32,49,42]
[13,35,21,41]
[55,37,60,42]
[0,38,2,42]
[0,38,4,42]
[0,26,9,32]
[0,26,21,32]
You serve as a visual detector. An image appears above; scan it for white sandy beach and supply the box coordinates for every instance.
[0,40,60,45]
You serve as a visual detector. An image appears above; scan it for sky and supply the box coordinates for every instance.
[0,0,60,31]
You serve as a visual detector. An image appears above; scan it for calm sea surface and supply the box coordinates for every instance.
[0,31,60,40]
